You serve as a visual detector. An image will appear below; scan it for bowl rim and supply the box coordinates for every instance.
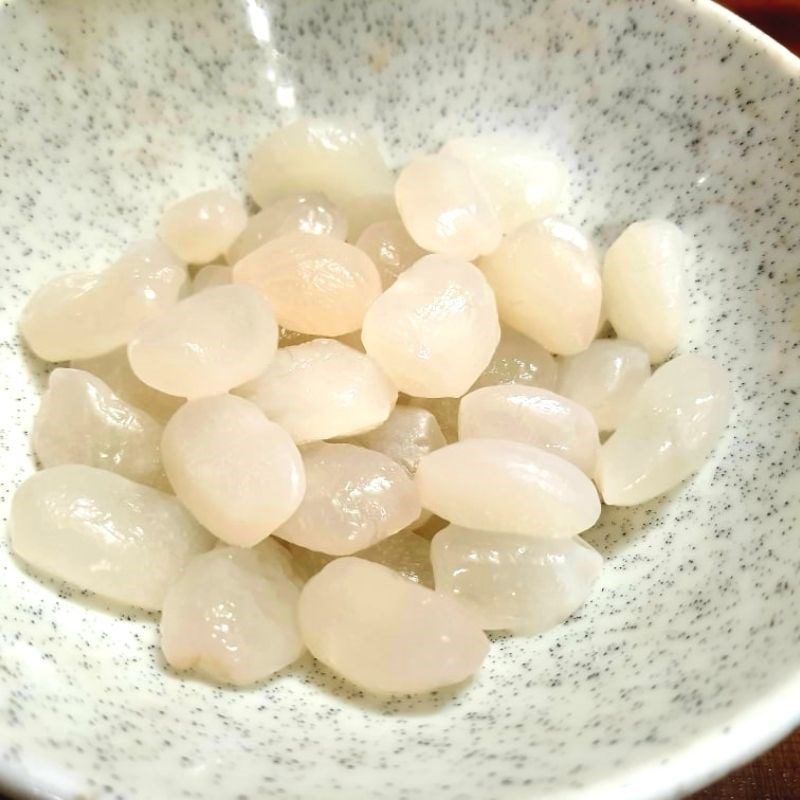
[575,4,800,794]
[0,1,799,799]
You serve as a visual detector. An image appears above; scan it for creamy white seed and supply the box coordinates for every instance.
[298,558,489,694]
[10,465,213,610]
[596,353,731,505]
[415,439,601,538]
[602,219,687,364]
[33,368,166,489]
[158,190,248,265]
[431,526,602,633]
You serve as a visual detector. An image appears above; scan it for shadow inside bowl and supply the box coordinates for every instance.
[584,487,686,557]
[19,334,54,395]
[153,644,473,716]
[8,552,159,624]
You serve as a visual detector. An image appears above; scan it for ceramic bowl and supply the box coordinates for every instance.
[1,1,799,798]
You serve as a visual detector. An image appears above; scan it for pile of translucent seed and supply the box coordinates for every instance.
[12,118,732,694]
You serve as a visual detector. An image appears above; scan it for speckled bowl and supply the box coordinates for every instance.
[1,1,799,798]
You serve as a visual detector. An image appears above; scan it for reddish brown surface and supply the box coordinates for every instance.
[722,0,800,53]
[690,728,800,799]
[689,3,800,797]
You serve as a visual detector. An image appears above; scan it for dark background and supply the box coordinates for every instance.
[2,2,798,800]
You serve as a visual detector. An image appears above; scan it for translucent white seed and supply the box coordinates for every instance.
[72,347,183,423]
[407,397,460,443]
[10,465,213,610]
[192,264,232,293]
[459,385,599,475]
[226,193,347,265]
[478,219,601,355]
[596,353,731,506]
[416,439,601,537]
[298,558,489,694]
[474,325,558,391]
[602,219,687,363]
[441,136,568,233]
[557,339,651,432]
[161,395,305,547]
[20,240,188,362]
[395,154,502,260]
[160,544,304,686]
[345,406,446,476]
[128,284,278,398]
[158,190,247,265]
[235,339,397,444]
[245,118,394,223]
[275,443,420,556]
[345,194,399,241]
[362,254,501,398]
[406,325,557,443]
[233,233,382,335]
[287,530,434,588]
[355,219,427,289]
[33,368,166,488]
[431,526,602,633]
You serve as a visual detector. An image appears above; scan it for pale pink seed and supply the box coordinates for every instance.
[226,193,347,265]
[235,338,397,444]
[128,284,278,398]
[459,385,599,476]
[362,254,501,398]
[274,443,420,556]
[20,240,187,362]
[158,190,247,265]
[478,219,601,355]
[160,544,304,686]
[395,154,501,260]
[298,558,489,694]
[355,219,427,289]
[233,233,382,336]
[161,395,305,547]
[415,438,601,538]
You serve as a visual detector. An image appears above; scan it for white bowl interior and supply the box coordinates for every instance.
[1,1,799,799]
